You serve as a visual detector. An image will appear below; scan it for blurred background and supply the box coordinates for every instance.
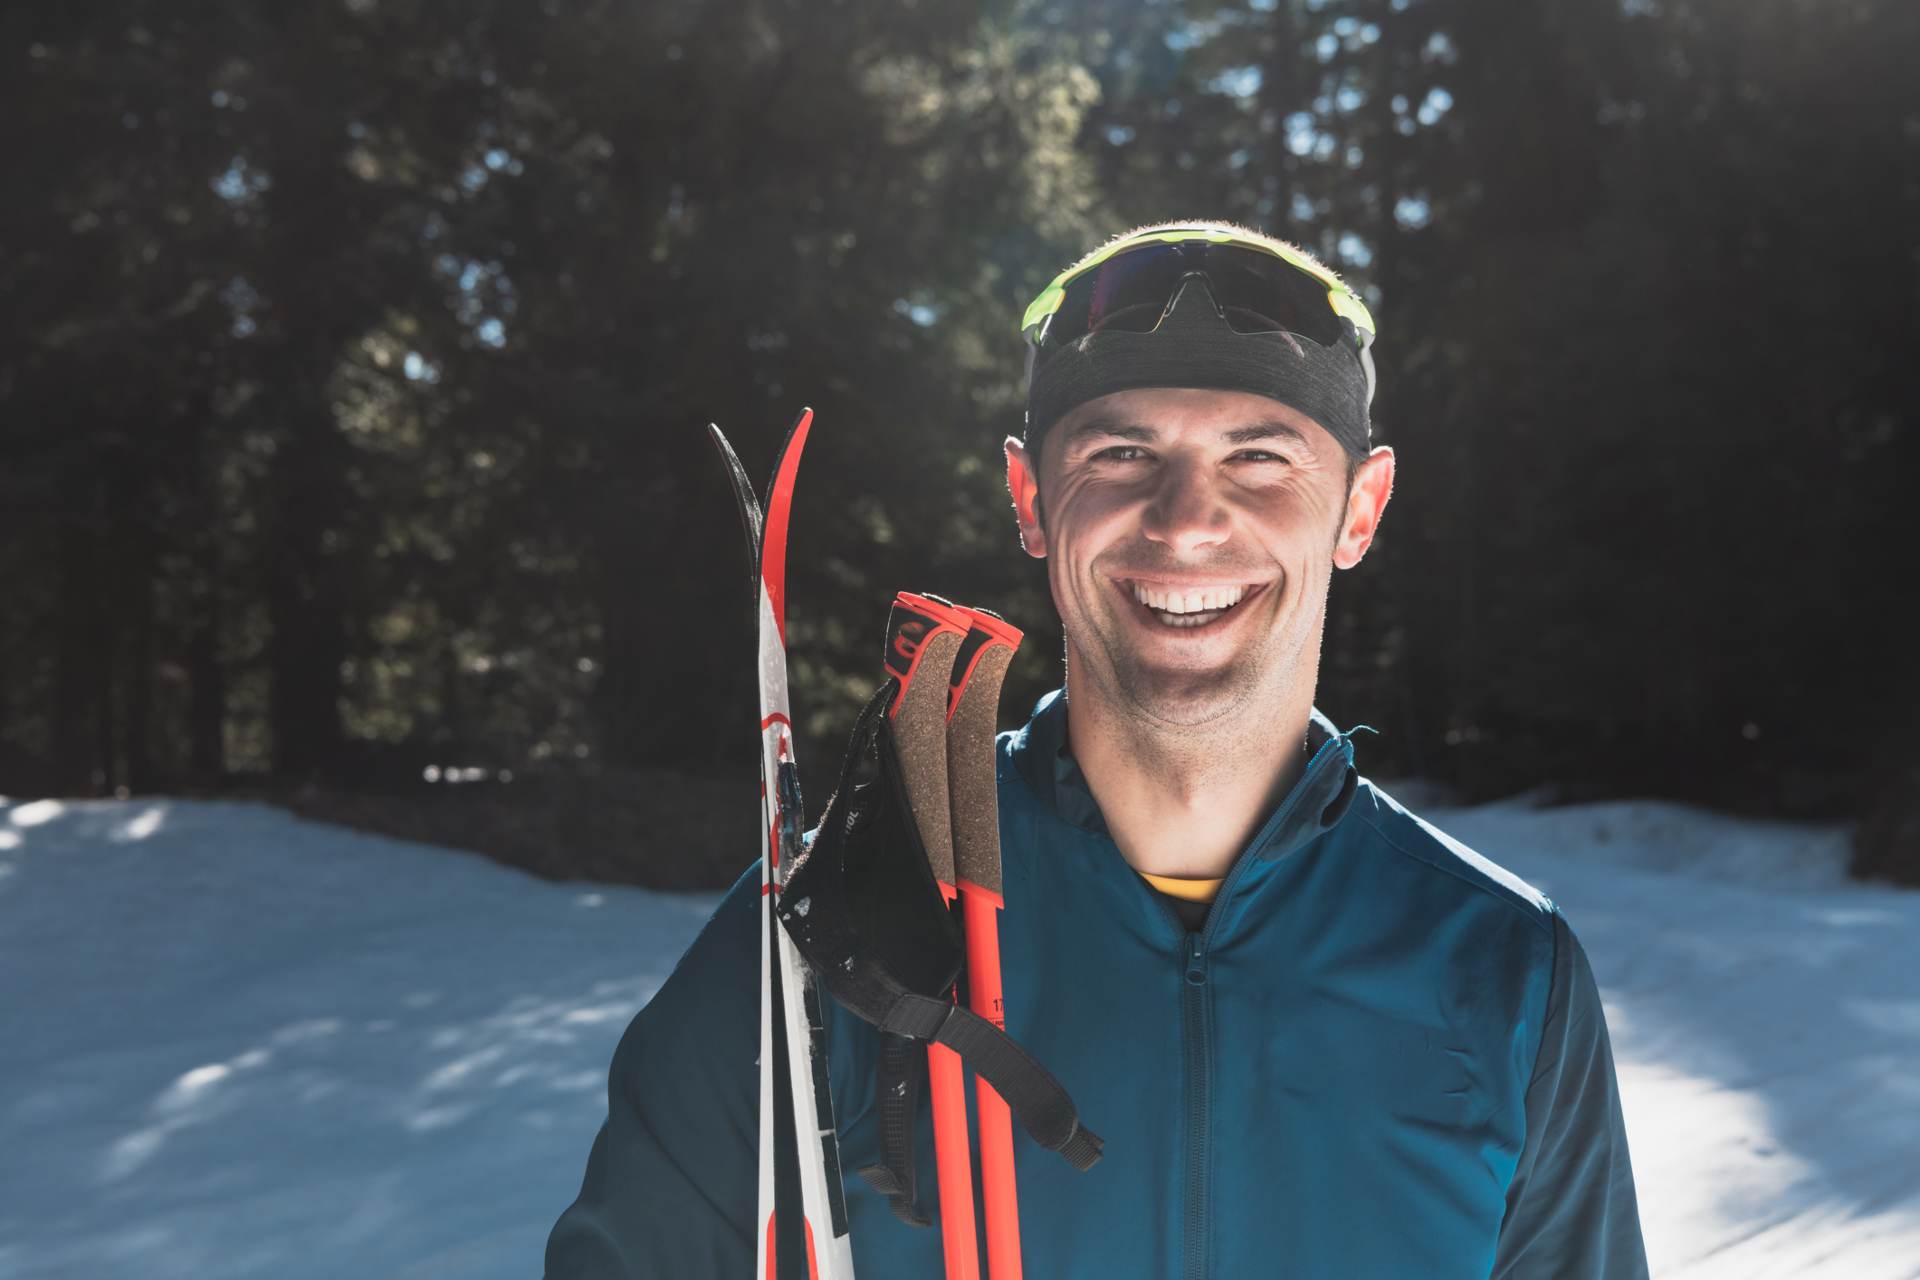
[3,0,1916,888]
[6,5,1920,1276]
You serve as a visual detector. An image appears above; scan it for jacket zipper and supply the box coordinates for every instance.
[1180,929,1211,1280]
[1163,739,1347,1280]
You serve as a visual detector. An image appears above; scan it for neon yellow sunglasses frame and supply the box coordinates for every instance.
[1019,227,1377,404]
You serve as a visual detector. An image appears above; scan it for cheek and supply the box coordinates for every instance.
[1053,479,1143,544]
[1251,482,1339,539]
[1240,497,1343,579]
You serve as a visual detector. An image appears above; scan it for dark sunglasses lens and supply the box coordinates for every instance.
[1051,245,1187,344]
[1044,242,1350,350]
[1196,246,1345,346]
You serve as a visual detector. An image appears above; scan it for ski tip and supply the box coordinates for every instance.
[763,407,816,642]
[706,422,746,478]
[789,407,815,453]
[782,406,815,451]
[706,421,766,581]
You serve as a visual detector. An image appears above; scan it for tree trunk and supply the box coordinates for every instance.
[266,397,350,779]
[53,513,105,795]
[125,559,156,793]
[188,601,225,780]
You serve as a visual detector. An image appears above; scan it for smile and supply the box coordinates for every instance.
[1124,580,1263,629]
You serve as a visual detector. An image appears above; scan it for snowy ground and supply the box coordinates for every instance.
[2,793,1916,1279]
[1427,795,1920,1279]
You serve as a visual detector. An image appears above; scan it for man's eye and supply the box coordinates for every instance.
[1094,445,1151,462]
[1233,450,1289,464]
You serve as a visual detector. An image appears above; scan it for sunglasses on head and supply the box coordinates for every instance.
[1021,230,1377,405]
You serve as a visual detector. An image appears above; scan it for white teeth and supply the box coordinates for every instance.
[1130,582,1248,615]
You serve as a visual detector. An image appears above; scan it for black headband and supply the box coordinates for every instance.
[1024,283,1372,459]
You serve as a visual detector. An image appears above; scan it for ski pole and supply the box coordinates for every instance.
[882,592,981,1280]
[943,606,1026,1280]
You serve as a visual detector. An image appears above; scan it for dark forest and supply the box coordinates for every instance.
[5,0,1915,886]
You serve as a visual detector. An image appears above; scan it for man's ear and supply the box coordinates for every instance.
[1334,445,1395,570]
[1004,435,1047,559]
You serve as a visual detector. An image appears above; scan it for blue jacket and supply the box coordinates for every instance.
[548,691,1647,1278]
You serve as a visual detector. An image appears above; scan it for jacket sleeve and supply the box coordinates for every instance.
[545,865,762,1279]
[1491,911,1649,1280]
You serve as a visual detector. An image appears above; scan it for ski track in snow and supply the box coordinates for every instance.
[1,792,1916,1279]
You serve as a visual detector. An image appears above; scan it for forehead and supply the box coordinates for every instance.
[1043,388,1334,466]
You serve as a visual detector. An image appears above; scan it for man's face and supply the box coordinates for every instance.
[1005,388,1393,728]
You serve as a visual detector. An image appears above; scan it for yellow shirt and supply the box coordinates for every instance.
[1138,871,1225,905]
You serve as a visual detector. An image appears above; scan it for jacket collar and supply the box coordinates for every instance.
[1008,687,1359,865]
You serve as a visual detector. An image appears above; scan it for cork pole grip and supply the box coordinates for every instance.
[890,625,964,886]
[947,641,1014,897]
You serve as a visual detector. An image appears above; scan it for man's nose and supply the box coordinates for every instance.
[1141,459,1230,553]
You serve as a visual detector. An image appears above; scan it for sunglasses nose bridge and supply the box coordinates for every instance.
[1160,270,1224,327]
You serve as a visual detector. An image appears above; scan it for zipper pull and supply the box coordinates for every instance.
[1184,933,1208,987]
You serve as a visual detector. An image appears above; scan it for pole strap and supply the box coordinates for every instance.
[854,1033,932,1226]
[879,992,1104,1172]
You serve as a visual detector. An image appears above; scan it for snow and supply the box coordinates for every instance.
[1426,794,1920,1280]
[0,797,717,1280]
[3,793,1917,1278]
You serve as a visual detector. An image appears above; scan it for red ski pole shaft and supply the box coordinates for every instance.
[962,881,1021,1280]
[931,885,982,1280]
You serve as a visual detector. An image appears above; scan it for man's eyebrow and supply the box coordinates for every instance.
[1060,415,1157,445]
[1222,420,1314,449]
[1059,413,1318,450]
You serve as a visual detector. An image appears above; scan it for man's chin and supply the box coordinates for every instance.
[1113,663,1250,729]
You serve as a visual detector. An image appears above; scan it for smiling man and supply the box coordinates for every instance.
[1003,386,1390,886]
[546,222,1648,1279]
